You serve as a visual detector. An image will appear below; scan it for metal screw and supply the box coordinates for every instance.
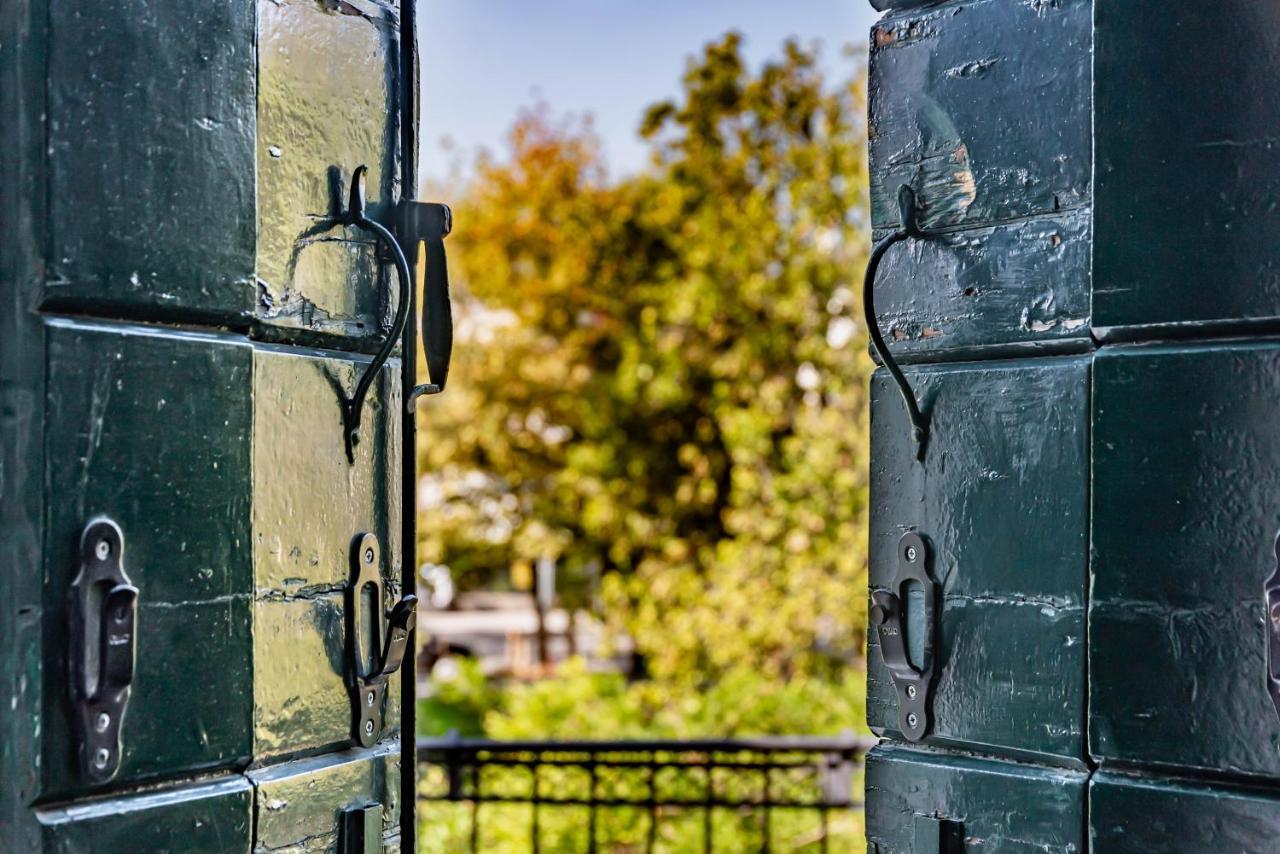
[93,748,110,769]
[905,546,918,562]
[95,712,111,732]
[364,720,375,736]
[906,713,919,729]
[364,547,375,565]
[906,685,917,699]
[366,690,376,707]
[95,540,111,561]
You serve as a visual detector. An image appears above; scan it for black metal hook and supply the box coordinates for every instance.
[338,165,412,463]
[864,184,930,460]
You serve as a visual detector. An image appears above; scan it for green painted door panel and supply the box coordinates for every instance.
[251,347,401,760]
[868,0,1092,359]
[37,776,253,853]
[1094,2,1280,333]
[868,357,1089,763]
[864,744,1087,853]
[870,210,1091,361]
[41,320,254,799]
[248,741,401,852]
[256,0,403,346]
[869,0,1091,232]
[1092,342,1280,778]
[45,1,257,323]
[1091,771,1280,852]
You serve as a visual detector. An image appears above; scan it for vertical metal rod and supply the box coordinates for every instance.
[470,764,480,853]
[588,760,598,854]
[703,759,713,854]
[531,760,541,854]
[761,768,771,854]
[646,759,658,854]
[399,0,420,851]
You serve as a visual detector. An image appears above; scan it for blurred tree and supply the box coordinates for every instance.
[418,33,872,707]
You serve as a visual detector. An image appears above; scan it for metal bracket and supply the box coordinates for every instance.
[347,533,417,747]
[68,517,138,783]
[1265,530,1280,720]
[339,803,383,854]
[915,814,965,853]
[869,531,939,742]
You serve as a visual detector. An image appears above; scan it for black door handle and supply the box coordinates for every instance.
[69,517,138,783]
[869,531,939,742]
[864,185,931,460]
[338,166,413,463]
[347,532,417,747]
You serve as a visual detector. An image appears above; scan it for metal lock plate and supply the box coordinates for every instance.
[870,531,939,742]
[69,517,138,783]
[347,533,416,748]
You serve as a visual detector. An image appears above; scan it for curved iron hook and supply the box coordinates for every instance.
[864,184,930,460]
[340,165,412,463]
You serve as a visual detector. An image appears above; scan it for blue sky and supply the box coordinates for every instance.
[419,1,880,187]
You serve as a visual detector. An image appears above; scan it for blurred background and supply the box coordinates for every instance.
[414,3,879,848]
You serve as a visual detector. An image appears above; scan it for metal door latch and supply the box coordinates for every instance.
[870,531,939,742]
[335,166,453,463]
[1265,530,1280,720]
[348,532,417,747]
[69,517,138,783]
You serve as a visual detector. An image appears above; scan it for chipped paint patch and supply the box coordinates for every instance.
[944,59,999,79]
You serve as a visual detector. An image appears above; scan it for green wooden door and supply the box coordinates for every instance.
[2,1,423,849]
[866,1,1280,850]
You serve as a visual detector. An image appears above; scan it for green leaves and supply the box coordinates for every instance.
[419,34,872,717]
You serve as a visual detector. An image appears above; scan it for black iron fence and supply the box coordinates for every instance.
[416,734,874,853]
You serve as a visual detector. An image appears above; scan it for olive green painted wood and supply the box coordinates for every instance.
[1091,771,1280,852]
[869,0,1091,232]
[41,320,254,799]
[1091,342,1280,778]
[867,0,1092,360]
[252,348,402,760]
[256,0,403,346]
[1094,2,1280,334]
[36,776,253,853]
[44,0,257,324]
[248,741,400,852]
[868,356,1089,764]
[864,744,1087,853]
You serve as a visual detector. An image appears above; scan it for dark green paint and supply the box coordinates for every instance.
[248,741,400,852]
[870,210,1091,362]
[867,0,1092,360]
[1091,771,1280,852]
[1092,342,1280,778]
[1,0,50,844]
[256,0,403,347]
[868,357,1089,763]
[42,321,254,799]
[1094,2,1280,333]
[4,0,412,846]
[865,745,1087,853]
[45,0,257,324]
[869,0,1091,232]
[37,777,252,853]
